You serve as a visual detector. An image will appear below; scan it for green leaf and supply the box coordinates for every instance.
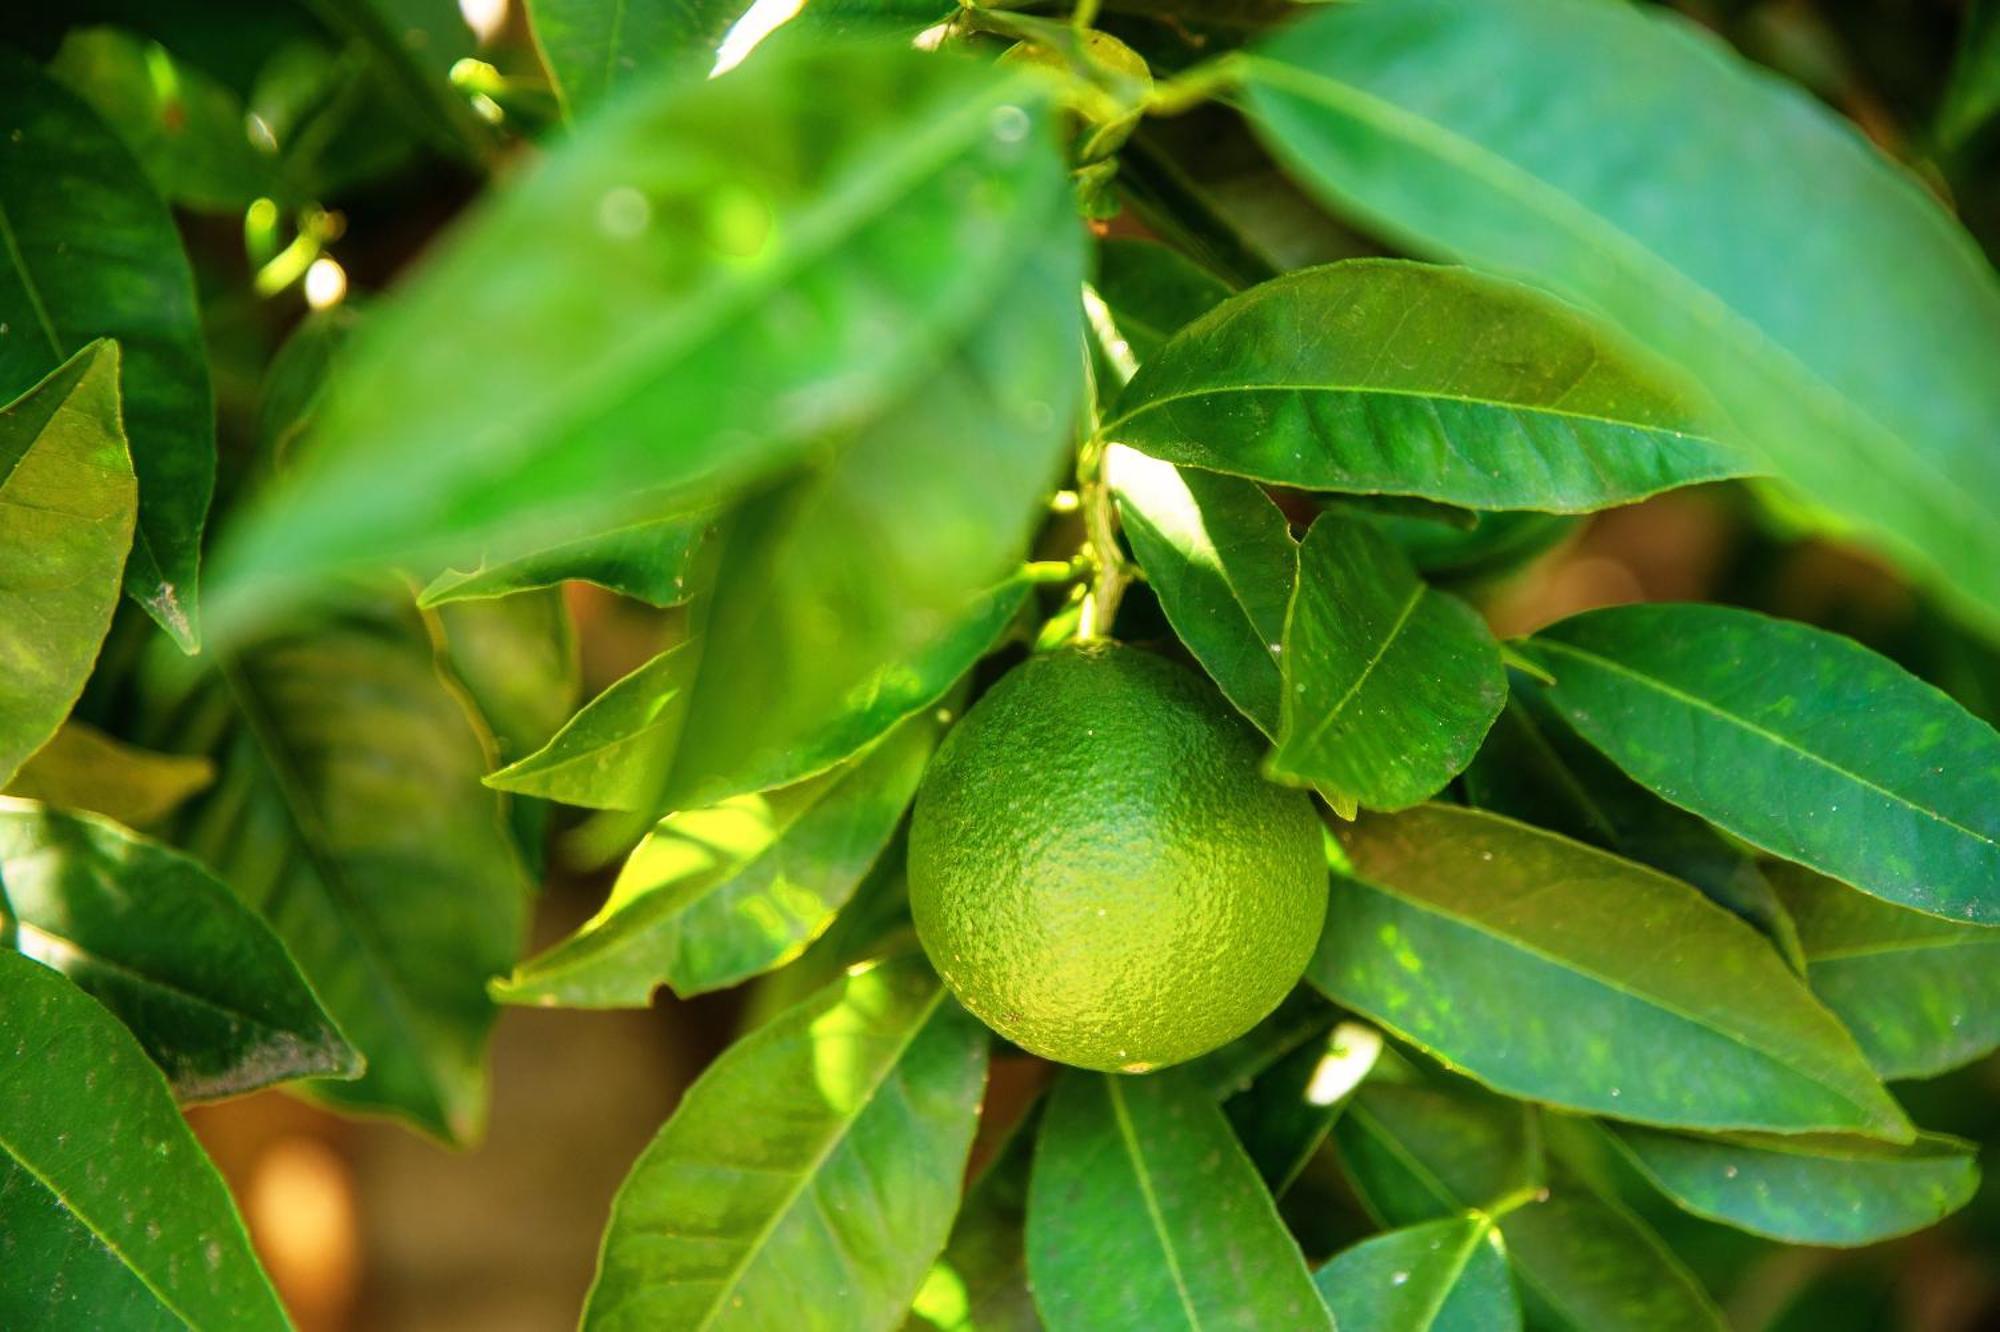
[1939,0,2000,148]
[1313,1213,1520,1332]
[1026,1068,1334,1331]
[213,39,1073,615]
[300,0,496,163]
[1335,1081,1726,1332]
[48,26,272,212]
[3,719,212,829]
[492,576,1027,812]
[907,1104,1041,1332]
[1604,1123,1979,1247]
[0,56,213,649]
[419,512,711,608]
[0,949,288,1330]
[1463,675,1803,968]
[1520,603,2000,924]
[152,599,531,1143]
[1770,861,2000,1080]
[1092,237,1233,364]
[1225,1019,1383,1196]
[0,797,357,1099]
[585,952,987,1331]
[1109,447,1292,732]
[0,342,135,786]
[1317,805,1909,1140]
[1269,514,1505,811]
[430,588,581,764]
[1242,0,2000,632]
[1104,261,1747,513]
[496,709,934,1006]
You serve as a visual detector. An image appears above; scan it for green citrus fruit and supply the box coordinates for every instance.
[908,642,1327,1072]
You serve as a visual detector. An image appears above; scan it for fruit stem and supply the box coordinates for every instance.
[1075,435,1129,640]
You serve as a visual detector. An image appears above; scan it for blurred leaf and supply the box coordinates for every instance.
[1319,805,1909,1139]
[213,41,1073,615]
[1520,603,2000,924]
[0,56,212,650]
[3,719,212,828]
[1336,1081,1726,1332]
[1105,261,1747,512]
[1463,675,1803,968]
[1110,448,1292,731]
[1026,1068,1334,1331]
[585,952,987,1331]
[153,599,530,1143]
[1939,0,2000,148]
[1226,1019,1383,1196]
[1093,237,1233,364]
[0,342,134,786]
[300,0,495,162]
[1271,514,1504,811]
[496,709,934,1006]
[0,949,288,1330]
[1312,1212,1520,1332]
[1604,1122,1978,1247]
[492,573,1027,812]
[420,512,711,607]
[48,26,272,211]
[430,588,580,763]
[1771,861,2000,1080]
[1368,508,1577,586]
[1244,0,2000,634]
[0,797,357,1099]
[907,1103,1041,1332]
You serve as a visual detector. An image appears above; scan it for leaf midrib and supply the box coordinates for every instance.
[1107,1077,1203,1331]
[1284,579,1423,760]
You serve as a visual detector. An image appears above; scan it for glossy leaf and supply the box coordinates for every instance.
[154,600,531,1143]
[0,949,288,1330]
[1109,447,1292,732]
[1316,805,1909,1139]
[420,513,711,607]
[49,26,271,211]
[1270,514,1505,811]
[907,1105,1040,1332]
[3,719,212,829]
[1522,603,2000,924]
[1244,0,2000,631]
[1336,1081,1726,1332]
[1225,1019,1383,1196]
[1313,1213,1520,1332]
[1026,1068,1334,1331]
[1463,675,1802,966]
[0,342,134,786]
[0,56,212,648]
[0,798,357,1099]
[584,953,987,1331]
[1093,237,1233,364]
[496,709,934,1006]
[1605,1123,1978,1247]
[1771,861,2000,1080]
[213,40,1073,614]
[1105,261,1747,513]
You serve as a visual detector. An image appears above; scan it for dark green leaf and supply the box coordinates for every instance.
[0,342,134,786]
[1463,675,1803,967]
[1605,1123,1978,1247]
[496,708,934,1005]
[1317,805,1909,1139]
[213,40,1073,615]
[907,1104,1041,1332]
[1105,261,1747,512]
[1110,448,1292,732]
[0,57,212,649]
[430,588,581,764]
[0,949,288,1330]
[420,512,711,607]
[300,0,496,163]
[1939,0,2000,148]
[1226,1019,1383,1196]
[153,599,531,1143]
[1243,0,2000,632]
[1336,1081,1727,1332]
[1270,514,1505,811]
[0,798,358,1099]
[1182,987,1340,1103]
[1313,1212,1520,1332]
[1093,237,1233,364]
[48,26,272,211]
[3,719,212,829]
[1771,861,2000,1080]
[584,952,987,1331]
[1027,1068,1334,1331]
[1521,603,2000,924]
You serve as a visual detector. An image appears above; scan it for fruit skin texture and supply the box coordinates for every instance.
[908,642,1327,1072]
